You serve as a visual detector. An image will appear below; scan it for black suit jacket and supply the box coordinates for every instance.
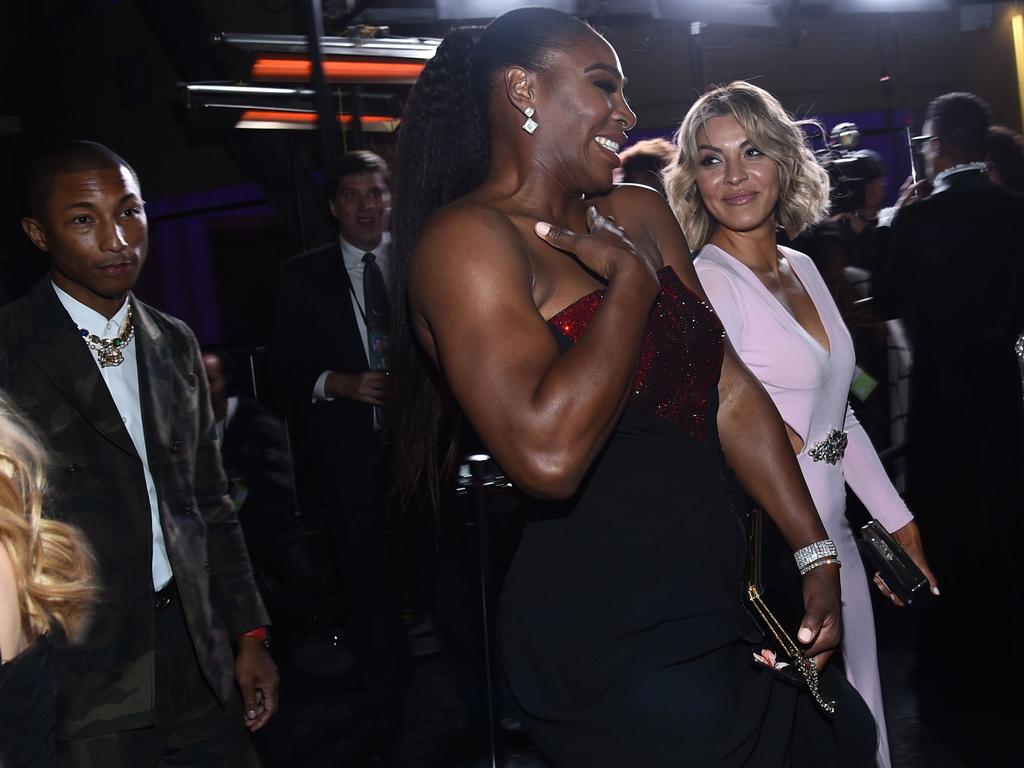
[268,242,379,519]
[875,171,1024,674]
[876,171,1024,449]
[0,280,268,740]
[220,397,300,564]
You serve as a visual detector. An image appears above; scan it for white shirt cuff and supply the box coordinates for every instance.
[313,370,334,402]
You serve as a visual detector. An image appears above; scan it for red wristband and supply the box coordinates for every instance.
[239,626,268,641]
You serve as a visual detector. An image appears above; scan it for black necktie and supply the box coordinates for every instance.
[362,252,390,331]
[362,252,391,377]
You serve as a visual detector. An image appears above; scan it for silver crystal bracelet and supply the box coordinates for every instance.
[799,556,841,576]
[794,539,839,573]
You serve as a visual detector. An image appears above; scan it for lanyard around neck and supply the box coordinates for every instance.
[348,280,367,324]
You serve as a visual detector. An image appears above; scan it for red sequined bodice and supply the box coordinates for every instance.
[548,267,725,440]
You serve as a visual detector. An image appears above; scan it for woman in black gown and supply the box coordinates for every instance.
[390,8,875,766]
[0,396,94,767]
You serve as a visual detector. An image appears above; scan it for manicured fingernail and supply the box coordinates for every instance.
[797,627,813,643]
[247,710,257,719]
[535,221,552,237]
[932,586,941,596]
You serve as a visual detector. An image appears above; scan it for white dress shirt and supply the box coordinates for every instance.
[312,232,392,401]
[53,283,174,590]
[215,396,240,443]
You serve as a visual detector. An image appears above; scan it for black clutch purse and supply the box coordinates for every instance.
[857,519,931,608]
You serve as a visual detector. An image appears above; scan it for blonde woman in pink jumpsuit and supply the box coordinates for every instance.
[666,82,939,768]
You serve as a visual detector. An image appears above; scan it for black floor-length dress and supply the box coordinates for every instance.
[500,268,876,767]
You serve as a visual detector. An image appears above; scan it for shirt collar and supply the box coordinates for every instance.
[52,282,131,338]
[225,395,239,428]
[339,231,390,271]
[932,162,988,194]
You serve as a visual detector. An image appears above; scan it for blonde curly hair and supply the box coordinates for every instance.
[664,81,830,250]
[0,395,95,641]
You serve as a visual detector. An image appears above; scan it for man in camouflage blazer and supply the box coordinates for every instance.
[0,141,277,764]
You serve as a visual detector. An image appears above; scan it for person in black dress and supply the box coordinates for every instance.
[389,9,875,766]
[0,394,95,767]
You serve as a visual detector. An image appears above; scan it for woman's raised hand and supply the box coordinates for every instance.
[534,205,661,287]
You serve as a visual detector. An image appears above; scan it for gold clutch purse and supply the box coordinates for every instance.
[745,509,836,716]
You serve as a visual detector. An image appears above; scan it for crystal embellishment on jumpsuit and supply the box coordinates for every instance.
[547,268,725,440]
[807,428,849,465]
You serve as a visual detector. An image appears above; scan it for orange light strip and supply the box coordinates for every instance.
[251,58,425,83]
[236,110,401,131]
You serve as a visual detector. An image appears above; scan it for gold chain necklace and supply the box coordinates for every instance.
[79,304,135,368]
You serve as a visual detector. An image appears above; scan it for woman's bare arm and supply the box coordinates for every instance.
[409,202,658,499]
[611,185,841,659]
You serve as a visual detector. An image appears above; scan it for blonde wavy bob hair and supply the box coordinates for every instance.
[0,395,95,641]
[664,81,830,250]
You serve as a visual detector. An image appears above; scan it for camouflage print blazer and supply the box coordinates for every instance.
[0,279,269,740]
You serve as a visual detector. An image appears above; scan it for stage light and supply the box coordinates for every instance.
[653,0,783,28]
[216,32,439,61]
[435,0,574,20]
[213,31,439,85]
[832,0,950,13]
[251,58,425,84]
[1013,15,1024,129]
[235,110,401,131]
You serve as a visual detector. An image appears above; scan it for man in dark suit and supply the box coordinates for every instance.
[876,93,1024,702]
[203,348,299,568]
[268,151,408,758]
[0,141,278,765]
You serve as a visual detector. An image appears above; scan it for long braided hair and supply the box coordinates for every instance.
[389,8,594,515]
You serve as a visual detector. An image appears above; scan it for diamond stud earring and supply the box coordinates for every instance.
[522,107,538,135]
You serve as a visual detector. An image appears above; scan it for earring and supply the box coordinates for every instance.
[521,107,538,135]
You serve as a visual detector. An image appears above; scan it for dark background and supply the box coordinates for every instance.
[1,0,1017,343]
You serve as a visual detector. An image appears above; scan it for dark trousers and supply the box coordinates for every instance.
[332,503,411,716]
[57,583,258,768]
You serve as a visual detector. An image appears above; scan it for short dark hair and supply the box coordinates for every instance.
[619,138,676,188]
[330,150,389,199]
[25,140,139,218]
[201,345,240,396]
[926,92,991,161]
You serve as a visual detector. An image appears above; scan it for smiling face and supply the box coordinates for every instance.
[530,31,637,194]
[22,165,147,318]
[694,114,781,238]
[331,171,390,251]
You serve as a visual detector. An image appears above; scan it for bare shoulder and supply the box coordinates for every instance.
[601,184,676,226]
[0,540,27,661]
[604,182,670,206]
[600,184,689,251]
[598,184,703,293]
[408,200,533,316]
